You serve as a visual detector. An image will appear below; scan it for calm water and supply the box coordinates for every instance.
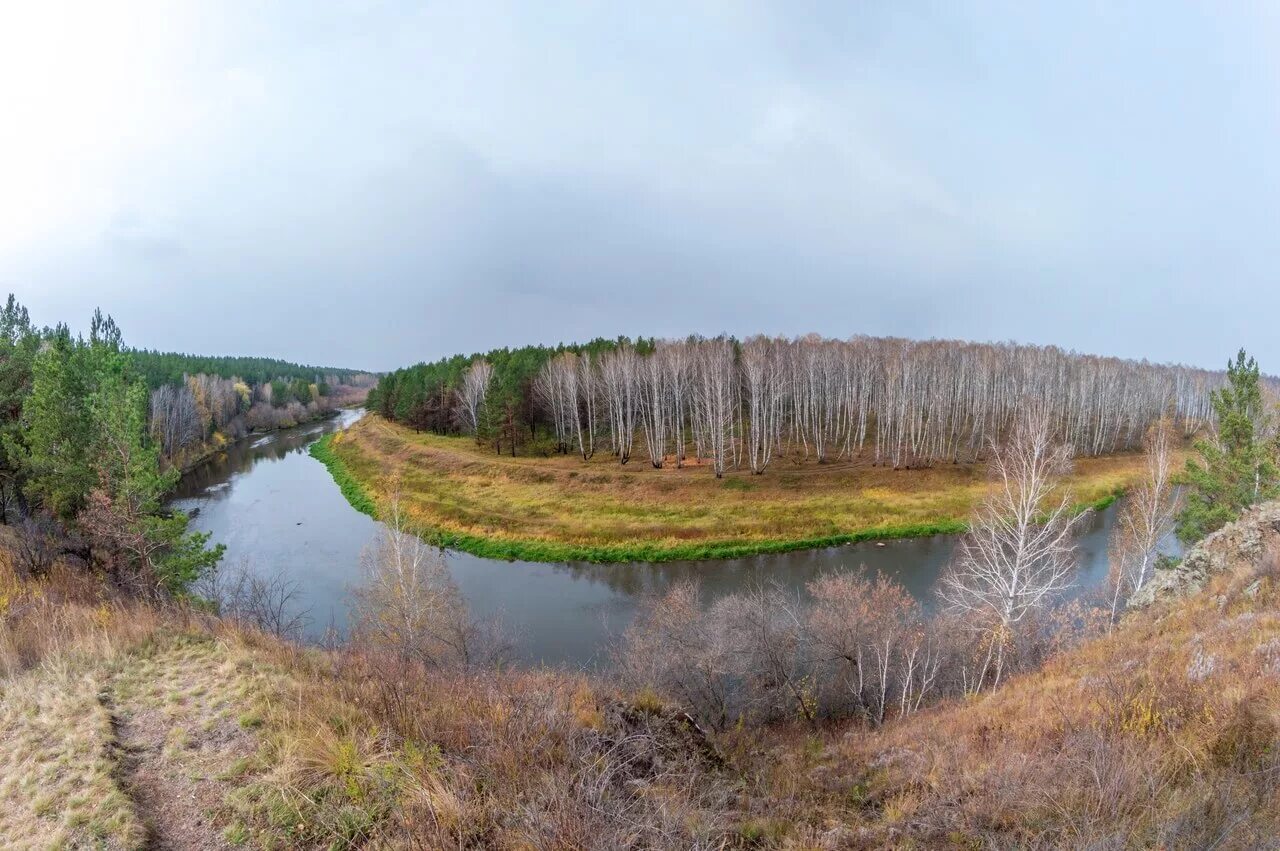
[171,410,1128,669]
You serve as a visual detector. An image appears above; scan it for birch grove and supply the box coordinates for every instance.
[517,334,1232,472]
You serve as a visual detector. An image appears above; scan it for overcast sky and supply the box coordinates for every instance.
[1,2,1277,372]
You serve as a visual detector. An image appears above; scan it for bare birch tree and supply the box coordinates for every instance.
[1108,417,1180,624]
[459,358,493,437]
[352,494,507,672]
[939,406,1082,690]
[638,348,668,468]
[599,344,639,464]
[691,338,736,477]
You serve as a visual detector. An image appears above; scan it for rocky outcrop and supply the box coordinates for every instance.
[1129,500,1280,609]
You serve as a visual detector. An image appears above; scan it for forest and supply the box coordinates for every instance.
[0,293,372,594]
[133,349,377,461]
[372,334,1238,476]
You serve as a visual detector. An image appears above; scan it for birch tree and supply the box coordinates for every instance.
[1108,417,1179,623]
[638,348,668,467]
[458,358,493,437]
[599,344,639,464]
[939,406,1082,690]
[352,494,506,671]
[691,338,736,477]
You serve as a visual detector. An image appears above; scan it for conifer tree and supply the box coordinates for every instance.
[1176,349,1279,543]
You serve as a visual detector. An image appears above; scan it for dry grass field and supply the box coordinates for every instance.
[320,415,1166,561]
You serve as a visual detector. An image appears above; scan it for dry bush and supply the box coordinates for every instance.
[351,497,509,672]
[196,558,311,639]
[617,579,734,729]
[712,581,817,724]
[11,513,60,580]
[809,570,938,724]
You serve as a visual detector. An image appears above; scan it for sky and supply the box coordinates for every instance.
[1,1,1278,372]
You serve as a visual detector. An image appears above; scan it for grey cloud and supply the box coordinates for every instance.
[2,1,1278,372]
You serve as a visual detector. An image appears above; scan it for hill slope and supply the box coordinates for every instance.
[5,506,1280,848]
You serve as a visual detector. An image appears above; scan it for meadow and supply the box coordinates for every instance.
[319,415,1161,562]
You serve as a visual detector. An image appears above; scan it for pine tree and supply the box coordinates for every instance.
[1176,349,1279,543]
[23,325,96,519]
[0,295,38,520]
[22,307,223,594]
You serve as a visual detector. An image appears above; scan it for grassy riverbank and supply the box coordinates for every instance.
[314,416,1159,563]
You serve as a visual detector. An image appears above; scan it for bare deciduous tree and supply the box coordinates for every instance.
[638,348,668,468]
[459,358,494,438]
[714,581,817,723]
[691,338,736,478]
[197,558,311,639]
[352,495,507,672]
[618,579,733,729]
[599,344,639,464]
[12,513,59,580]
[939,406,1082,690]
[1108,417,1180,624]
[808,570,937,724]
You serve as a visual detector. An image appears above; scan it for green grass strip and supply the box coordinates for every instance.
[309,433,377,517]
[311,431,1124,564]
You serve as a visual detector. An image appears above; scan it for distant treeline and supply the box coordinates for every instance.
[133,352,378,461]
[371,334,1243,474]
[370,337,653,455]
[131,350,372,389]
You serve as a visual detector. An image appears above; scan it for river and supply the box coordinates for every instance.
[170,409,1128,669]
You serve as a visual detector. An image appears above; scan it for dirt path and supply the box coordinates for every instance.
[110,637,267,849]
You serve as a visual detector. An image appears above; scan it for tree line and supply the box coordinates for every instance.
[137,352,377,459]
[131,349,370,389]
[0,295,222,597]
[618,349,1280,729]
[372,334,1238,474]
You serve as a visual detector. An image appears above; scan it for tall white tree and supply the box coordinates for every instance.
[638,348,668,468]
[353,493,506,671]
[458,358,493,437]
[1108,416,1179,624]
[692,338,737,478]
[939,406,1082,690]
[599,344,639,464]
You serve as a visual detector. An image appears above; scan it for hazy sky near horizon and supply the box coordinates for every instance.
[2,2,1277,372]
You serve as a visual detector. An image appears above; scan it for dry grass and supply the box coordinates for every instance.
[328,416,1160,561]
[0,663,142,849]
[10,528,1280,848]
[717,549,1280,848]
[0,551,734,849]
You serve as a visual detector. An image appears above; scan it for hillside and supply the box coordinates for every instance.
[318,414,1161,562]
[5,504,1280,848]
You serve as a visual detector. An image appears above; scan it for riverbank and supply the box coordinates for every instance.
[315,415,1159,563]
[168,406,349,475]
